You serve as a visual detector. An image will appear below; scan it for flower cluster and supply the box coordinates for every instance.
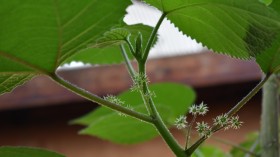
[213,114,243,130]
[189,102,208,116]
[229,116,243,129]
[195,121,212,137]
[175,115,188,129]
[131,73,149,92]
[104,95,124,106]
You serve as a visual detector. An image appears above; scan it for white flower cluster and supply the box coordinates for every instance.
[174,115,188,129]
[213,114,243,130]
[131,73,149,92]
[104,95,124,106]
[195,122,211,137]
[174,101,243,138]
[189,102,209,116]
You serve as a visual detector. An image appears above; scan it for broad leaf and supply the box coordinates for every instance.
[72,83,195,144]
[0,147,65,157]
[256,1,280,74]
[64,24,155,65]
[193,146,230,157]
[0,0,131,95]
[143,0,280,59]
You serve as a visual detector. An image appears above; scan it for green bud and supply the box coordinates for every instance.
[135,32,143,58]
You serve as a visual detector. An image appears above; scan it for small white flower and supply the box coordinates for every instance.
[195,121,211,137]
[175,115,187,129]
[230,116,243,129]
[213,114,229,127]
[197,102,208,115]
[189,104,198,115]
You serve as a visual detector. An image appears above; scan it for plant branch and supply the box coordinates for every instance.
[185,114,197,149]
[50,74,153,123]
[142,13,166,62]
[125,39,136,56]
[138,62,185,156]
[120,44,136,77]
[186,74,271,155]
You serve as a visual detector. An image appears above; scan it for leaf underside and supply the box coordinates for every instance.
[72,83,196,144]
[143,0,280,59]
[0,0,131,95]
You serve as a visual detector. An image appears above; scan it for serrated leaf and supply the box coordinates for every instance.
[0,0,131,95]
[72,83,195,144]
[143,0,280,59]
[0,147,65,157]
[256,0,280,74]
[0,73,36,95]
[90,28,130,48]
[64,24,155,65]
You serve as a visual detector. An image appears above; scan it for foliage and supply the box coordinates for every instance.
[72,83,195,144]
[0,147,64,157]
[143,0,280,59]
[0,0,131,95]
[0,0,280,157]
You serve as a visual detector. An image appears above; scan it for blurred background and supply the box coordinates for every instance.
[0,1,263,157]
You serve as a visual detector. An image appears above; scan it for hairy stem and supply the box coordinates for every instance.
[186,75,271,155]
[138,62,186,156]
[51,74,153,123]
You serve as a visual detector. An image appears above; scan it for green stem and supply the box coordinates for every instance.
[50,74,153,123]
[185,114,197,149]
[120,44,136,77]
[261,74,279,157]
[142,13,166,62]
[138,62,186,157]
[186,75,271,155]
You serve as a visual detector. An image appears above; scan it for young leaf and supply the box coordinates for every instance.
[89,28,131,48]
[143,0,280,59]
[72,83,195,144]
[0,146,65,157]
[0,0,131,95]
[256,1,280,74]
[64,24,155,65]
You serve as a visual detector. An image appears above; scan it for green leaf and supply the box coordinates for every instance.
[89,28,130,48]
[256,1,280,74]
[192,146,230,157]
[64,24,155,65]
[143,0,280,59]
[0,147,65,157]
[72,83,196,144]
[230,132,260,156]
[0,73,36,95]
[0,0,131,95]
